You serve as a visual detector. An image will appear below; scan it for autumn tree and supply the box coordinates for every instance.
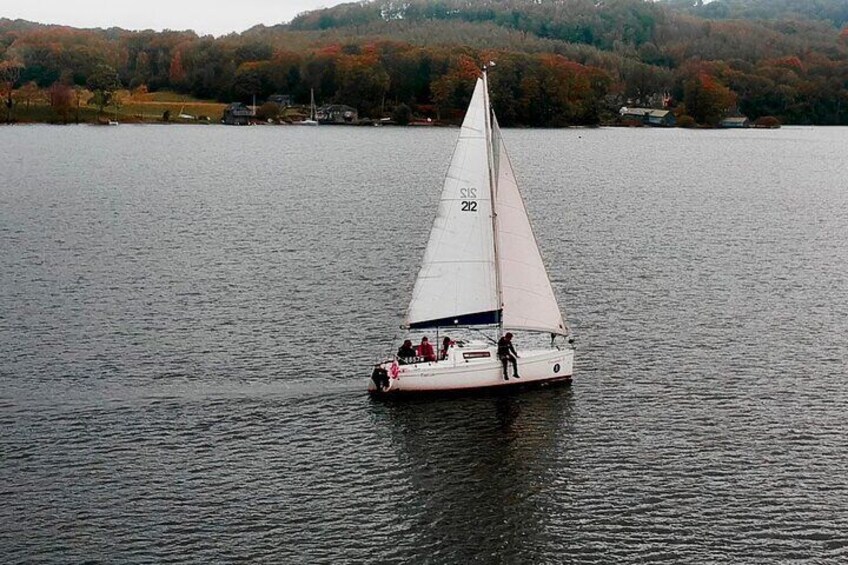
[431,54,480,120]
[73,85,88,123]
[1,1,847,126]
[0,60,23,123]
[335,48,390,118]
[49,81,73,123]
[683,72,737,126]
[255,101,280,121]
[301,47,340,105]
[16,80,41,110]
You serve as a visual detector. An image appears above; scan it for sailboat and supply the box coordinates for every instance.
[369,66,574,394]
[298,88,319,126]
[177,104,195,120]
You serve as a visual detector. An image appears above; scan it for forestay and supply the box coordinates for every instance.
[492,116,566,335]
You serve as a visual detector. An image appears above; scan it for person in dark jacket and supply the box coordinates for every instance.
[441,336,454,360]
[397,339,416,363]
[497,332,519,380]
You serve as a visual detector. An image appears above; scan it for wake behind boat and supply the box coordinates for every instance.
[369,65,574,395]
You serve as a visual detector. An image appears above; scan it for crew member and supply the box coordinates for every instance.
[497,332,519,380]
[441,336,454,360]
[418,336,436,362]
[397,339,416,363]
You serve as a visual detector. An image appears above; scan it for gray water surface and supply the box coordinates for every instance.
[2,124,847,563]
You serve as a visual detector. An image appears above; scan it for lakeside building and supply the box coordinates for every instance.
[268,94,293,107]
[720,116,751,128]
[316,104,358,124]
[619,107,676,127]
[223,103,252,125]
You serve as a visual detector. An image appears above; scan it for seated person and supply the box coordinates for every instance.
[417,336,436,362]
[397,339,417,364]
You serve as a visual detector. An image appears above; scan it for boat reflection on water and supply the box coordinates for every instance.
[368,387,576,560]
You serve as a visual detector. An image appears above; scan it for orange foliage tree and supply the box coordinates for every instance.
[49,81,73,123]
[683,71,737,126]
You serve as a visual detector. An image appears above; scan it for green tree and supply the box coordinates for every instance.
[391,102,411,124]
[86,63,119,116]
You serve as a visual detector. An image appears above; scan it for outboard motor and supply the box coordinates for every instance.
[371,366,390,392]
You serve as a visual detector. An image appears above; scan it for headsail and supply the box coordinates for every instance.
[404,78,499,329]
[492,116,567,335]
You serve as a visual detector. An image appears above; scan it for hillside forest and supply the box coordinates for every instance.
[2,0,848,126]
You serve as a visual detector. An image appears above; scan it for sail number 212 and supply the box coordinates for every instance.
[460,187,477,212]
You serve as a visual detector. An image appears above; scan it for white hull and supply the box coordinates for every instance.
[296,119,318,126]
[369,343,573,394]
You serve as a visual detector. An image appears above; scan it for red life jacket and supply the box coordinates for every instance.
[418,341,435,361]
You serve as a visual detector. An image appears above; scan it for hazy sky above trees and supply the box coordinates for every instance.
[0,0,347,35]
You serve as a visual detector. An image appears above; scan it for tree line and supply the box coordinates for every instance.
[2,0,848,126]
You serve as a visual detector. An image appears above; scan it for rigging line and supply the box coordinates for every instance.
[469,326,499,345]
[482,65,504,339]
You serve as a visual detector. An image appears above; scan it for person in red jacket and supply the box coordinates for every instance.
[417,336,436,362]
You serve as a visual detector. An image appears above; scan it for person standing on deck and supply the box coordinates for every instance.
[498,332,520,381]
[441,336,454,360]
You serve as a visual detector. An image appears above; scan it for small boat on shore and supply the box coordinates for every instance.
[369,65,574,395]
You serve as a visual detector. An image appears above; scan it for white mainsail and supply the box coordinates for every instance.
[492,116,566,335]
[404,74,565,335]
[404,78,499,329]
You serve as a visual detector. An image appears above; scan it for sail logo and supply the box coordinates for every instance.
[460,187,478,212]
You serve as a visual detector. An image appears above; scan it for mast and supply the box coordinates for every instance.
[482,64,504,336]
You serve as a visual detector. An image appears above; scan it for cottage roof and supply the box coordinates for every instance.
[620,107,671,118]
[318,104,357,112]
[224,102,253,117]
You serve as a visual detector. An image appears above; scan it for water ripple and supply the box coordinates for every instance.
[2,125,848,563]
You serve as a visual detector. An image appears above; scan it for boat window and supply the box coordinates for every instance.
[463,351,491,360]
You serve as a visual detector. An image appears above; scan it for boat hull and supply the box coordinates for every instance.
[368,347,573,395]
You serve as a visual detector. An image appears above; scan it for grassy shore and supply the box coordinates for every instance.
[6,90,228,124]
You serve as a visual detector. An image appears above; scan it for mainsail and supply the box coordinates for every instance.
[404,73,566,335]
[404,79,499,329]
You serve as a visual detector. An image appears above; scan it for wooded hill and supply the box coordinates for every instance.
[2,0,848,126]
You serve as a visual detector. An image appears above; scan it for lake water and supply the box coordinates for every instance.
[2,124,847,563]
